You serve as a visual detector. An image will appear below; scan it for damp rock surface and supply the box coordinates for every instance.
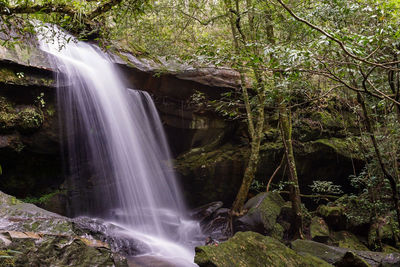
[0,190,128,266]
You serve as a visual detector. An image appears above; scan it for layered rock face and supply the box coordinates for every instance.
[0,40,63,213]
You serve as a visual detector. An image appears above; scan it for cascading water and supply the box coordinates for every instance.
[36,26,202,265]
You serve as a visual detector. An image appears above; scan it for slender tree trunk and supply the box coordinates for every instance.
[225,0,255,137]
[232,98,265,213]
[225,0,266,213]
[279,104,304,239]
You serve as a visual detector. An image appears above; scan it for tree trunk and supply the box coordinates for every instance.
[231,98,265,213]
[279,105,304,239]
[225,0,266,213]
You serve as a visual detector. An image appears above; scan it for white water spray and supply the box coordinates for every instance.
[36,26,202,265]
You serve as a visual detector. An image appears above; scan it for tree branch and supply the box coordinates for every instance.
[275,0,394,70]
[179,10,229,26]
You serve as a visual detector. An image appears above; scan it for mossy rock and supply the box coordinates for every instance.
[234,192,285,238]
[175,143,248,206]
[195,231,332,267]
[291,239,348,264]
[300,137,361,160]
[0,190,127,266]
[331,231,369,251]
[291,239,400,266]
[16,107,44,132]
[317,204,347,231]
[336,251,371,267]
[0,98,43,133]
[310,216,330,242]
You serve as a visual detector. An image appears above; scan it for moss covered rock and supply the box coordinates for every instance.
[0,190,128,266]
[0,97,43,134]
[331,231,369,251]
[195,231,332,267]
[310,216,330,242]
[336,251,371,267]
[175,143,247,207]
[291,239,400,267]
[317,204,347,231]
[234,192,285,239]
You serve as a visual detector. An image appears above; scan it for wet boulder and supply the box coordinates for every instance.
[310,216,330,243]
[0,190,128,266]
[191,201,224,221]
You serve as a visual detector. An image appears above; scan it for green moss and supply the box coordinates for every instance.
[317,205,344,218]
[310,111,344,130]
[310,217,330,241]
[331,231,369,251]
[17,107,44,132]
[0,97,15,113]
[195,232,332,267]
[0,97,43,133]
[338,251,371,267]
[8,196,22,206]
[46,104,56,117]
[260,141,283,151]
[313,137,360,159]
[0,250,15,267]
[0,111,17,130]
[0,66,54,87]
[0,68,19,84]
[22,190,65,205]
[176,143,247,175]
[291,239,346,264]
[247,192,285,233]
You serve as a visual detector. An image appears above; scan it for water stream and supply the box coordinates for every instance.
[36,26,202,266]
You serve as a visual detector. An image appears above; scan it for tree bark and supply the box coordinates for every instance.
[279,104,304,239]
[231,96,265,213]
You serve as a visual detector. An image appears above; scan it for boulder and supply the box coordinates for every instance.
[317,204,348,231]
[195,231,332,267]
[201,208,231,242]
[291,239,400,267]
[331,231,369,251]
[191,202,231,242]
[191,201,224,221]
[336,251,370,267]
[310,216,330,242]
[175,143,247,207]
[234,192,285,239]
[0,190,128,266]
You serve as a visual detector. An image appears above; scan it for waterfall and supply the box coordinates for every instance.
[36,26,201,265]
